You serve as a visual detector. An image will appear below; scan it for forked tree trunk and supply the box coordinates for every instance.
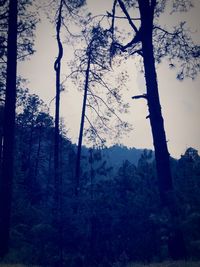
[0,0,18,258]
[138,0,186,260]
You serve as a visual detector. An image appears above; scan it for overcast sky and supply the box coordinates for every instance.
[18,0,200,158]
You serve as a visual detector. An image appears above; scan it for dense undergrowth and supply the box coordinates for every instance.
[1,260,200,267]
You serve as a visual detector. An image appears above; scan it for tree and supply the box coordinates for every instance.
[71,25,131,197]
[0,0,18,257]
[75,39,92,196]
[0,0,37,102]
[53,2,64,265]
[16,92,52,204]
[52,0,85,265]
[108,0,200,260]
[0,0,37,256]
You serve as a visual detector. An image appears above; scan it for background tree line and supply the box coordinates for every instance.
[1,90,200,266]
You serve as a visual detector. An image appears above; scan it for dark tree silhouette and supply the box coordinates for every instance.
[108,0,200,260]
[53,1,64,266]
[72,25,130,197]
[0,0,37,257]
[54,0,63,203]
[75,44,91,196]
[0,0,18,258]
[52,1,86,264]
[0,0,37,98]
[137,1,185,259]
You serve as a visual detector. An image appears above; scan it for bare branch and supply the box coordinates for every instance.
[62,69,81,84]
[132,94,147,100]
[87,91,123,123]
[85,114,105,145]
[153,25,181,36]
[86,102,112,131]
[62,20,82,38]
[146,115,150,119]
[130,49,143,56]
[118,0,139,34]
[107,13,141,21]
[110,0,117,34]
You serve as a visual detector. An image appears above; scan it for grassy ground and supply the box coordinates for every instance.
[0,261,200,267]
[0,265,40,267]
[127,261,200,267]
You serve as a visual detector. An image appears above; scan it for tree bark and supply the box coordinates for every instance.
[138,0,186,260]
[0,0,18,258]
[139,1,173,205]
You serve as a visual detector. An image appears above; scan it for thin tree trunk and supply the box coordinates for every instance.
[89,148,96,265]
[54,0,63,207]
[75,49,91,196]
[138,0,186,260]
[34,125,42,181]
[54,1,63,265]
[45,139,53,208]
[0,0,18,258]
[27,116,34,169]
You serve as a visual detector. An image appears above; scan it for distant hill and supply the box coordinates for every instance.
[101,145,151,167]
[81,144,153,168]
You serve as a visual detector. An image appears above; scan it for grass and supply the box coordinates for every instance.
[127,261,200,267]
[0,261,200,267]
[0,265,40,267]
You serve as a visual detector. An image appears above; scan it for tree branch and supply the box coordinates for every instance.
[153,25,181,36]
[118,0,139,33]
[86,102,112,131]
[85,114,105,145]
[132,94,147,100]
[130,49,143,56]
[107,13,141,21]
[87,90,123,123]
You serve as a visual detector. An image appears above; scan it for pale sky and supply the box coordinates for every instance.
[18,0,200,158]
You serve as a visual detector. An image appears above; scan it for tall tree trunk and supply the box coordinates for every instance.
[138,0,186,260]
[0,0,18,258]
[75,49,91,196]
[54,1,63,265]
[54,0,63,203]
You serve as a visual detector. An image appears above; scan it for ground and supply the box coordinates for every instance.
[1,261,200,267]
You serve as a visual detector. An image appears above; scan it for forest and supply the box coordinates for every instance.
[0,0,200,266]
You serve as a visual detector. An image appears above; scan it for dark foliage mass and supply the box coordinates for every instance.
[0,91,200,267]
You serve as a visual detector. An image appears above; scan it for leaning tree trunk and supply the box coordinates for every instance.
[75,48,91,196]
[0,0,18,258]
[138,0,186,260]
